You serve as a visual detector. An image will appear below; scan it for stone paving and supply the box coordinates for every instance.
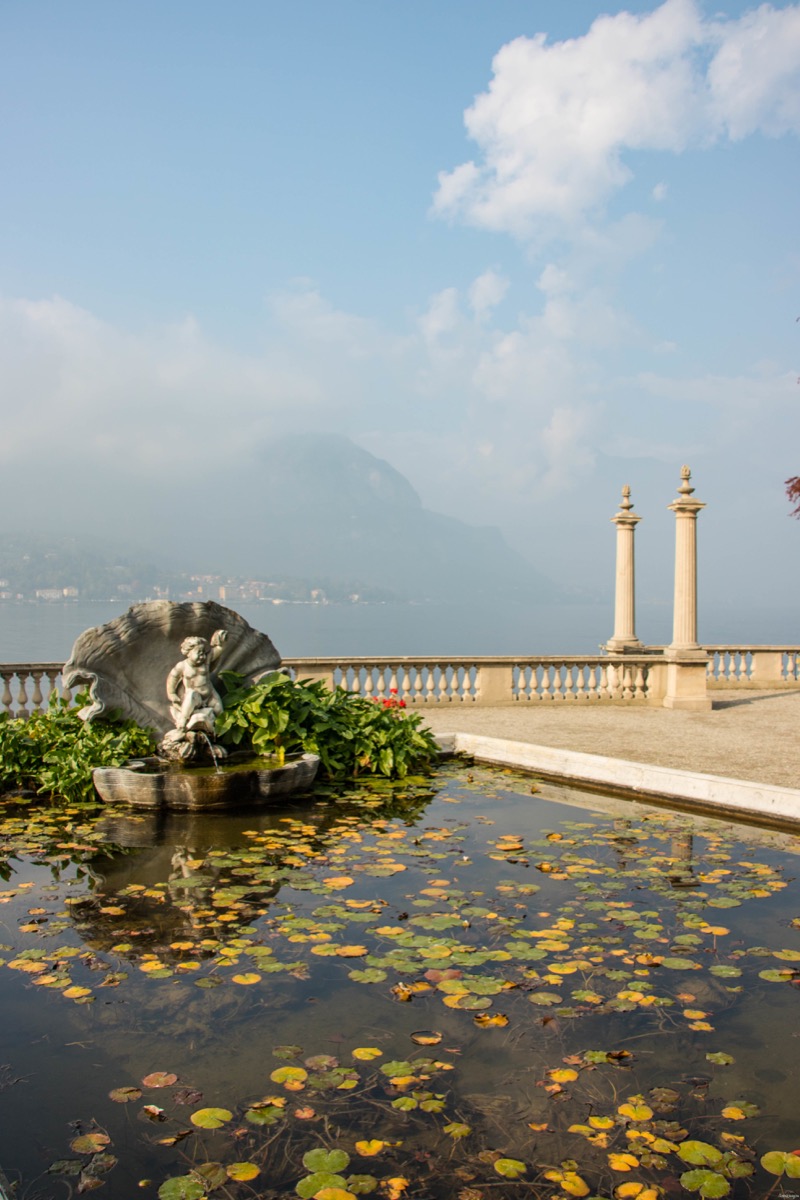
[421,688,800,790]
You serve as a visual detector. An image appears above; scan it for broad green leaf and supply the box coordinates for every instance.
[190,1107,232,1129]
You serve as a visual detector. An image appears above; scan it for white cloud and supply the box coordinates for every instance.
[1,281,795,573]
[433,0,800,238]
[468,269,509,320]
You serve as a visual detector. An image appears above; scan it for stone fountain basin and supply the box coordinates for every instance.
[92,752,320,811]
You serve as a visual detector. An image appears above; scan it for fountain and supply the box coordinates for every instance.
[63,599,320,810]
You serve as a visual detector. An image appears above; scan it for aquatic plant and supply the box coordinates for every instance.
[0,692,156,802]
[216,671,439,780]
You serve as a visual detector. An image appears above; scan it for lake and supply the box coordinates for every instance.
[1,598,798,663]
[0,762,798,1198]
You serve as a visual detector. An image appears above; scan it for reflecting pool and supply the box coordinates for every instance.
[0,763,798,1199]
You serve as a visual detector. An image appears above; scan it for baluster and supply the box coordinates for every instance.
[1,671,13,716]
[15,673,30,719]
[586,665,599,701]
[468,665,479,702]
[398,666,411,703]
[599,667,614,700]
[413,667,425,704]
[427,665,440,703]
[44,670,60,706]
[388,667,399,700]
[375,670,386,701]
[636,665,647,699]
[574,664,586,701]
[30,671,44,713]
[621,665,632,701]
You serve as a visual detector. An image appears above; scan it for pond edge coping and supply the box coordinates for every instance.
[433,732,800,831]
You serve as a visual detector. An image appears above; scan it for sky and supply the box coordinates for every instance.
[1,0,799,613]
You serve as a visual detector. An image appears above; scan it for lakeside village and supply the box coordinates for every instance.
[0,574,386,606]
[0,539,399,606]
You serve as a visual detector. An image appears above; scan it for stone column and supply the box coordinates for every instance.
[606,485,643,653]
[663,466,711,710]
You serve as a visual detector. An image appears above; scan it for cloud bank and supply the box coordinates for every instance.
[433,0,800,237]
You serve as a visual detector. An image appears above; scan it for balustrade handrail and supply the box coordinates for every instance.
[2,645,799,718]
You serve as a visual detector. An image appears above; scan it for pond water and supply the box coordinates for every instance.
[0,764,798,1200]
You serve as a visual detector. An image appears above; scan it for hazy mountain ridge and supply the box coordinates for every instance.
[216,434,562,602]
[1,436,561,604]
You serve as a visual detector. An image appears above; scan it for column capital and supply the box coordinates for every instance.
[611,484,642,529]
[667,465,705,518]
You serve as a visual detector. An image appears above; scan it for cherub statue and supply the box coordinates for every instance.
[161,630,228,760]
[166,630,227,731]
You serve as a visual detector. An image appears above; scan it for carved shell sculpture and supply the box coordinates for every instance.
[62,600,282,736]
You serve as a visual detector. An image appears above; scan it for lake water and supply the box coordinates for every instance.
[0,762,798,1197]
[1,598,798,662]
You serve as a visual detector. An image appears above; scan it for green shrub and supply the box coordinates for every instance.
[0,694,156,803]
[216,672,438,781]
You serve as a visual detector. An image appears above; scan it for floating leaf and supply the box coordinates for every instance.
[355,1141,385,1157]
[761,1151,800,1178]
[618,1102,653,1122]
[444,1122,471,1139]
[608,1153,640,1172]
[303,1148,351,1174]
[271,1066,308,1086]
[191,1163,227,1190]
[678,1142,723,1167]
[706,1052,734,1066]
[109,1086,142,1103]
[352,1047,383,1061]
[721,1101,759,1120]
[680,1169,730,1197]
[226,1163,260,1182]
[494,1159,526,1179]
[189,1107,232,1129]
[158,1179,205,1200]
[70,1133,111,1154]
[142,1072,178,1088]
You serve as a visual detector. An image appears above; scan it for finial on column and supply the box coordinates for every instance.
[677,465,694,498]
[618,484,633,514]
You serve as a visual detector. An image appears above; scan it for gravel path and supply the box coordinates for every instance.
[421,689,800,789]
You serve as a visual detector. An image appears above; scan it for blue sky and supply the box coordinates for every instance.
[1,0,799,608]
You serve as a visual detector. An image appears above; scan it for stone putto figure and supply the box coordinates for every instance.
[160,630,229,760]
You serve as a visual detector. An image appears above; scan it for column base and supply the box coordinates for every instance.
[662,656,711,711]
[604,638,644,653]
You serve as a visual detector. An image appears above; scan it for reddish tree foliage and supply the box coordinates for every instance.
[786,476,800,518]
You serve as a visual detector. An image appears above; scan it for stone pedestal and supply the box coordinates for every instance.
[606,485,643,653]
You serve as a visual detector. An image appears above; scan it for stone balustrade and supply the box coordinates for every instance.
[281,655,662,704]
[705,646,800,688]
[0,664,69,718]
[2,647,798,719]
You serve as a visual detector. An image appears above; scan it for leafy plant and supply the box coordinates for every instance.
[0,692,156,803]
[216,671,438,780]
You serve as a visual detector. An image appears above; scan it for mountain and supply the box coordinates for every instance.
[208,434,561,602]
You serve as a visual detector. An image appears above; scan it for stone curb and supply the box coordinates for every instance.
[433,733,800,830]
